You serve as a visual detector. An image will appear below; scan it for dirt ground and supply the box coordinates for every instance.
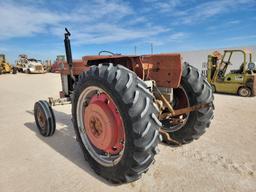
[0,73,255,192]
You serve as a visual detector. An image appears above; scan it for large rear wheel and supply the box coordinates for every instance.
[162,63,214,145]
[72,64,161,183]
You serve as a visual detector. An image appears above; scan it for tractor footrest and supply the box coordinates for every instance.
[48,97,71,106]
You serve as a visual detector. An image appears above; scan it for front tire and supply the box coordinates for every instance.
[238,87,251,97]
[162,63,214,145]
[72,64,161,184]
[34,100,56,137]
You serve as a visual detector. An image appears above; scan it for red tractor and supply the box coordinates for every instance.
[34,29,214,184]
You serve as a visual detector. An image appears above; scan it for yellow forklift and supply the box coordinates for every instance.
[206,50,256,96]
[0,54,17,75]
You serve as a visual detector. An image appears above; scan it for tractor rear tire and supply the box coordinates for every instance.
[72,64,161,184]
[34,100,56,137]
[162,63,214,145]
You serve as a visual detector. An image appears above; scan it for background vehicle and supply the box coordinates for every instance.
[16,54,45,74]
[51,55,65,73]
[34,29,214,184]
[42,59,52,72]
[206,50,256,96]
[0,54,17,75]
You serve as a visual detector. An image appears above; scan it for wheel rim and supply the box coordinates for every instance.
[76,86,125,167]
[239,88,250,97]
[162,86,190,132]
[37,107,46,129]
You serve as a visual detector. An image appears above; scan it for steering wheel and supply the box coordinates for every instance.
[98,50,116,56]
[218,70,224,79]
[248,63,255,71]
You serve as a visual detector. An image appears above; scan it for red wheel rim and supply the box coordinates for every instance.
[83,93,125,155]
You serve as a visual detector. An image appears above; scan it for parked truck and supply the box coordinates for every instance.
[16,54,45,74]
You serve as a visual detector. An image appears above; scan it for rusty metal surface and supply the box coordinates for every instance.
[83,55,145,78]
[141,54,182,88]
[172,103,211,116]
[62,53,182,88]
[160,103,212,120]
[61,60,89,75]
[159,129,181,145]
[82,55,137,62]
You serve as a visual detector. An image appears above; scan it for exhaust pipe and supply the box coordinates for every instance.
[64,28,75,81]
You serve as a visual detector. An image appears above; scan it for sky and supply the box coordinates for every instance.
[0,0,256,63]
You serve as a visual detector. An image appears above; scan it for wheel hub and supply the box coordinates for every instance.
[240,88,249,96]
[37,109,46,128]
[89,116,103,137]
[83,93,125,154]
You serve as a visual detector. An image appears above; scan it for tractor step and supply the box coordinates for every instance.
[48,97,71,106]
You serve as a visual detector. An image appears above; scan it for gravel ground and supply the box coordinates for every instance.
[0,73,255,192]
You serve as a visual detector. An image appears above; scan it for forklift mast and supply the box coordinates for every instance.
[207,55,218,82]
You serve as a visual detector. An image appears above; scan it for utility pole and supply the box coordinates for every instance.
[150,43,153,54]
[134,46,137,55]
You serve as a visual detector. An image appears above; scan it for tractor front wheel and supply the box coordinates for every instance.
[34,100,56,137]
[72,64,161,183]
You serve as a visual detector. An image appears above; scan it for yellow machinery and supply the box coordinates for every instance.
[206,50,256,96]
[0,54,17,74]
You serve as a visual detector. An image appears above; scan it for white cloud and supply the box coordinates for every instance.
[227,34,256,41]
[143,32,188,47]
[0,2,67,39]
[168,32,187,41]
[227,20,241,25]
[73,25,169,45]
[0,0,170,46]
[143,0,255,24]
[189,0,255,24]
